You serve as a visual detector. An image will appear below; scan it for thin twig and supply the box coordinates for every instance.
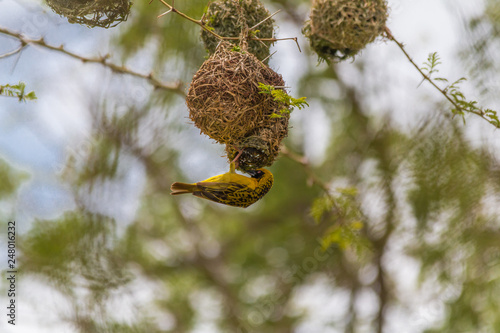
[0,26,185,95]
[261,51,277,64]
[157,0,200,24]
[280,146,331,196]
[384,27,495,126]
[248,9,281,31]
[155,0,301,51]
[254,36,301,52]
[0,44,26,59]
[157,0,232,41]
[280,146,351,228]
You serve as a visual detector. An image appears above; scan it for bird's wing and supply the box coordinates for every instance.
[196,181,239,190]
[193,182,247,205]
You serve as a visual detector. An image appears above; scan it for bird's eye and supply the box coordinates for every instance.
[247,170,264,179]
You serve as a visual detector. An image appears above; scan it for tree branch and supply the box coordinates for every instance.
[280,146,331,196]
[154,0,301,52]
[0,26,185,96]
[0,43,26,59]
[384,27,499,128]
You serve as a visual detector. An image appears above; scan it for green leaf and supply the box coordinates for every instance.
[310,196,334,223]
[258,83,309,114]
[0,81,37,102]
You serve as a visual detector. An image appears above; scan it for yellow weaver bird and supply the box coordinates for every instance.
[170,163,273,208]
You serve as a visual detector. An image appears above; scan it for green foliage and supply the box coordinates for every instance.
[320,221,365,252]
[248,29,260,37]
[67,107,147,189]
[18,211,161,330]
[258,82,308,118]
[116,0,207,74]
[0,158,29,200]
[421,52,442,78]
[0,82,37,102]
[461,0,500,100]
[73,319,163,333]
[407,121,490,230]
[310,187,358,223]
[311,188,370,254]
[20,211,130,291]
[74,136,120,187]
[420,52,500,127]
[404,121,500,331]
[231,44,242,52]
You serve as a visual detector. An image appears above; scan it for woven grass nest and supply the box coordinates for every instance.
[46,0,131,28]
[201,0,275,64]
[186,42,289,171]
[303,0,388,61]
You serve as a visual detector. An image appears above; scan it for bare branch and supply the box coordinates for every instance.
[248,9,281,31]
[0,26,185,96]
[154,0,301,51]
[280,146,331,196]
[0,44,26,59]
[384,27,497,128]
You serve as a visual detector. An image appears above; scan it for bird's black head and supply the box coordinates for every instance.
[247,169,265,179]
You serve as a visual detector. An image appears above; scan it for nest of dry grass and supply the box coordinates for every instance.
[46,0,131,28]
[186,42,289,170]
[303,0,388,61]
[201,0,275,63]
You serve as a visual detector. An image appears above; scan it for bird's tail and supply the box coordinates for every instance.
[170,182,197,195]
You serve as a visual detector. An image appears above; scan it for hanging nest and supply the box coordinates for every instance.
[46,0,131,28]
[201,0,275,63]
[225,126,285,171]
[303,0,388,61]
[186,42,289,170]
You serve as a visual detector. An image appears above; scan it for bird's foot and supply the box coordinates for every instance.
[230,146,244,171]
